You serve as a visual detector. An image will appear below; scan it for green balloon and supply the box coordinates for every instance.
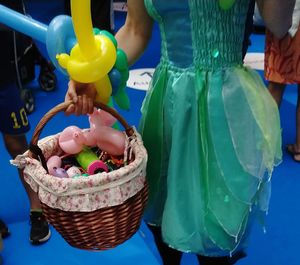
[120,68,129,84]
[115,49,128,71]
[218,0,235,10]
[113,88,130,110]
[99,30,117,49]
[93,27,101,35]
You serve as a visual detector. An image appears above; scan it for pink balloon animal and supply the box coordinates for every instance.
[58,108,126,156]
[87,108,126,156]
[59,126,86,154]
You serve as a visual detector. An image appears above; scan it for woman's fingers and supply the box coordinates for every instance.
[65,104,75,116]
[81,94,89,115]
[64,80,98,115]
[87,97,94,114]
[66,80,79,103]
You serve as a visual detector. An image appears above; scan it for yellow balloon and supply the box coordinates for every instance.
[56,0,117,104]
[94,75,112,105]
[57,35,116,83]
[71,0,97,60]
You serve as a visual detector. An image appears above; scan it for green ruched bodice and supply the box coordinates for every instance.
[145,0,248,69]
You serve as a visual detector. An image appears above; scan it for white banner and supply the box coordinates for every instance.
[113,2,128,12]
[244,52,264,70]
[127,68,155,91]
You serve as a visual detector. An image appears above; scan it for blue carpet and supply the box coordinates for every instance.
[1,221,160,265]
[0,1,299,265]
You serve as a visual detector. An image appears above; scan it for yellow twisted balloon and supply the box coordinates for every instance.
[56,0,116,104]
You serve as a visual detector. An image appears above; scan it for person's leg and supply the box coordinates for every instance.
[91,0,114,33]
[3,134,41,209]
[147,225,183,265]
[290,84,300,161]
[0,81,50,245]
[64,0,114,33]
[3,133,51,244]
[268,81,286,106]
[0,236,2,265]
[197,251,247,265]
[0,219,10,238]
[242,0,255,59]
[269,81,300,160]
[63,0,70,15]
[197,255,231,265]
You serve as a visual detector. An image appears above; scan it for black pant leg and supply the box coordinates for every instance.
[147,225,183,265]
[242,0,255,59]
[197,250,247,265]
[64,0,113,33]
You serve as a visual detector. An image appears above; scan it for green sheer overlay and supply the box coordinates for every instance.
[140,0,282,256]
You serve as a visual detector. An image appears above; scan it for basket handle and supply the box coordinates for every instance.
[28,101,135,170]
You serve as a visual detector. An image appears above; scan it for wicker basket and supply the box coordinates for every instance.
[14,101,148,250]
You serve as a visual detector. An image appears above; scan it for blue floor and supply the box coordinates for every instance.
[0,1,300,265]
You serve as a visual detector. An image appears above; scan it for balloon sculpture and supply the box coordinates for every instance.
[58,108,126,156]
[47,108,126,177]
[0,0,130,109]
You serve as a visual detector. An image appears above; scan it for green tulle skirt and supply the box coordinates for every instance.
[139,62,282,256]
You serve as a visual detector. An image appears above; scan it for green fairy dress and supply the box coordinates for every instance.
[139,0,282,256]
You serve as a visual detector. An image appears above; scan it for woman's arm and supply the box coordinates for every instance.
[115,0,153,66]
[256,0,295,38]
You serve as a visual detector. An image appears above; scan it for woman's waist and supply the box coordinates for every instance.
[161,43,243,69]
[159,56,243,71]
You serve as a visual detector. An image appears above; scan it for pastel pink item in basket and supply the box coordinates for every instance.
[59,126,86,154]
[52,168,69,178]
[89,107,117,127]
[47,155,69,178]
[88,108,126,156]
[58,108,126,156]
[91,126,126,156]
[66,166,82,177]
[47,155,62,175]
[82,129,97,147]
[87,160,109,175]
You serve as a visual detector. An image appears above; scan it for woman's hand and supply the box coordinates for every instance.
[64,80,97,116]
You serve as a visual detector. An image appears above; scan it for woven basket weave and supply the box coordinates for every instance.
[24,101,148,250]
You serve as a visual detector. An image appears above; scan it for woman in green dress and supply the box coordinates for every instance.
[65,0,295,264]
